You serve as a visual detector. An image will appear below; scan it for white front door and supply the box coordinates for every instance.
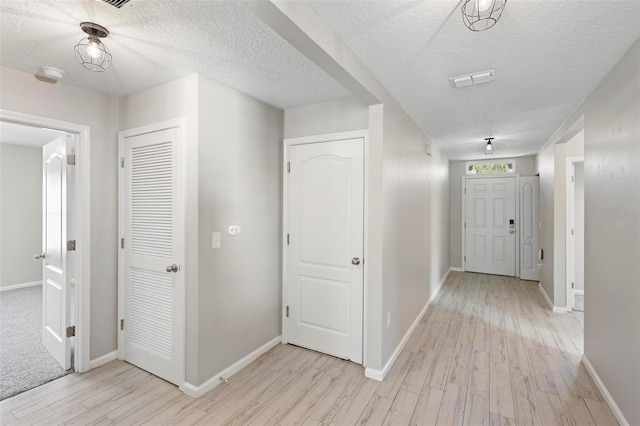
[285,137,364,363]
[41,135,71,370]
[464,177,516,276]
[121,125,184,385]
[520,177,540,281]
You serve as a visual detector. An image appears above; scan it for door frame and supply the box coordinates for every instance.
[461,173,521,277]
[282,130,369,366]
[0,109,91,373]
[117,118,187,387]
[565,156,584,311]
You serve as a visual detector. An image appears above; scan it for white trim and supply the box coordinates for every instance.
[117,118,187,386]
[282,130,369,364]
[0,281,41,292]
[581,354,629,426]
[449,267,463,272]
[180,336,282,398]
[89,351,117,369]
[0,109,91,374]
[365,268,451,381]
[573,289,584,296]
[538,283,568,313]
[566,156,584,311]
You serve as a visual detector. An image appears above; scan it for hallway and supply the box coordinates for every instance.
[0,272,616,425]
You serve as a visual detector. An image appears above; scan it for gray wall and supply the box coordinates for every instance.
[0,143,42,287]
[583,40,639,425]
[0,66,120,360]
[449,156,536,269]
[573,162,584,292]
[197,75,283,385]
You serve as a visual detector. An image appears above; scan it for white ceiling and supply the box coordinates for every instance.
[309,0,640,160]
[1,1,639,159]
[0,0,351,108]
[0,121,61,147]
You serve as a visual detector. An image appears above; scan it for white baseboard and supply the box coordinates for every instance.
[365,268,451,381]
[0,281,41,292]
[180,336,282,398]
[89,351,117,369]
[574,289,584,296]
[581,355,629,426]
[449,267,463,272]
[537,283,568,313]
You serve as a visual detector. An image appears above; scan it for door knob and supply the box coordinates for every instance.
[510,230,515,234]
[34,253,46,260]
[351,257,361,266]
[166,264,179,273]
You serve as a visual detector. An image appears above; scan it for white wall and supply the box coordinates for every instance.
[284,96,369,139]
[582,40,639,425]
[196,75,283,385]
[573,162,584,292]
[0,66,119,360]
[0,143,42,287]
[449,156,536,269]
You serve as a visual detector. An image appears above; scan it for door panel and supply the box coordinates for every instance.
[286,138,364,363]
[122,127,183,385]
[42,135,70,370]
[520,177,540,281]
[465,177,516,276]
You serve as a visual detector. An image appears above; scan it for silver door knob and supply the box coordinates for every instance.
[34,253,46,259]
[352,257,361,266]
[510,230,515,234]
[166,264,179,273]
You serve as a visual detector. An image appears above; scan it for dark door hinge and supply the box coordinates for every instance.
[121,238,125,249]
[287,162,290,173]
[66,326,75,337]
[287,234,290,245]
[120,157,124,168]
[286,306,289,318]
[67,240,76,251]
[120,319,124,330]
[67,154,76,166]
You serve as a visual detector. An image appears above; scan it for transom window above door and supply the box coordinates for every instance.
[466,159,515,174]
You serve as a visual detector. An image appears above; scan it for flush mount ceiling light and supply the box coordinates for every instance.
[485,137,495,155]
[74,22,112,72]
[462,0,507,32]
[450,69,495,88]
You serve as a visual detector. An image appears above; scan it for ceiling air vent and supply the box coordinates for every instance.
[100,0,133,8]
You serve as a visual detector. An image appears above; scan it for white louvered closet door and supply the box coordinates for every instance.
[122,126,183,386]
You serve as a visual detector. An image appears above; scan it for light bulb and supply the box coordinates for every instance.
[485,142,494,154]
[85,40,102,59]
[477,0,494,12]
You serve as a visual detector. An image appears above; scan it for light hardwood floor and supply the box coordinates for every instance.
[0,272,618,425]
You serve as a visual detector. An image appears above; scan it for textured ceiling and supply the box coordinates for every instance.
[0,121,61,147]
[309,0,640,160]
[0,0,351,108]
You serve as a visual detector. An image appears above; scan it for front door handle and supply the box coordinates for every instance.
[352,257,361,266]
[34,252,46,260]
[166,264,179,273]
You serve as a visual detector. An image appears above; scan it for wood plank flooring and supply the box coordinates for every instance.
[0,272,617,425]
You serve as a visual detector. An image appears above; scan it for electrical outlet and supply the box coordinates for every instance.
[387,312,391,329]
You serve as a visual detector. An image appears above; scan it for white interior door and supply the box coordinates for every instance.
[41,135,70,370]
[520,176,540,281]
[121,125,183,385]
[464,177,516,276]
[285,138,364,363]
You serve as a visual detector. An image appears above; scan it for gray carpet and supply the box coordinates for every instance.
[574,294,584,312]
[0,285,69,400]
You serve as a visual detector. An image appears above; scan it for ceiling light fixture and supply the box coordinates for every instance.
[74,22,112,72]
[462,0,507,32]
[450,69,495,88]
[485,137,495,155]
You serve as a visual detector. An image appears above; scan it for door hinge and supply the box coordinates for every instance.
[572,282,574,289]
[571,229,574,236]
[120,319,124,330]
[464,188,467,194]
[121,238,125,249]
[464,222,466,228]
[286,306,289,318]
[120,157,125,168]
[287,234,290,245]
[287,162,290,173]
[67,154,76,166]
[571,175,574,182]
[67,240,76,251]
[464,255,466,261]
[66,326,75,337]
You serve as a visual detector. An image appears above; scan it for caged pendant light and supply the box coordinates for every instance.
[74,22,112,72]
[462,0,507,32]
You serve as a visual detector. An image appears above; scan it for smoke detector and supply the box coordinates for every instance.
[37,66,65,82]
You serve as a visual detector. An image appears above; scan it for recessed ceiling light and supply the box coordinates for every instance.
[450,70,495,88]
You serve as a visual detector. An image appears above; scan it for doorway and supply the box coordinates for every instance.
[282,131,366,363]
[566,157,585,311]
[463,176,517,276]
[0,113,90,399]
